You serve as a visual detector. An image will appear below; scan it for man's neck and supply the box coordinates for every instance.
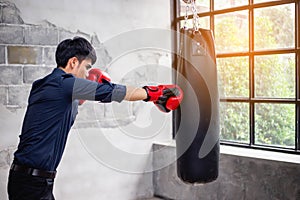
[58,67,70,74]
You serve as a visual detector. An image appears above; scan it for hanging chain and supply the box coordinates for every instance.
[183,4,190,29]
[191,0,200,31]
[183,0,200,31]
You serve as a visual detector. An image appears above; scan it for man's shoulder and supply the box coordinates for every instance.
[62,73,74,78]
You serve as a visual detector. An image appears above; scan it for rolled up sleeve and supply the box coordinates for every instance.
[111,84,126,103]
[70,77,126,103]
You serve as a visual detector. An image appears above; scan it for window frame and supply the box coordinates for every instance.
[170,0,300,154]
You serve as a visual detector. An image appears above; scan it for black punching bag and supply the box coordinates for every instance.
[174,28,220,184]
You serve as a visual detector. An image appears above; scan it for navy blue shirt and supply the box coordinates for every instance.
[13,68,126,171]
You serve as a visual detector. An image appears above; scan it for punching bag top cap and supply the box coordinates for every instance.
[181,28,216,64]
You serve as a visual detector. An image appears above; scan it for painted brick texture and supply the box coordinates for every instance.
[24,26,58,45]
[0,24,23,44]
[0,1,111,114]
[0,65,22,85]
[8,46,43,64]
[0,45,5,63]
[0,1,128,131]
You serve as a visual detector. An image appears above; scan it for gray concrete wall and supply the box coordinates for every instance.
[153,143,300,200]
[0,1,171,199]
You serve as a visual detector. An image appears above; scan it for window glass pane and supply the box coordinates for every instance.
[179,17,210,30]
[255,54,295,98]
[220,102,249,143]
[214,11,248,53]
[218,57,249,97]
[255,103,295,148]
[254,4,295,50]
[214,0,248,10]
[179,0,210,16]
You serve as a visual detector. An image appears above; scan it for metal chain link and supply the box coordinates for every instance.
[184,4,190,29]
[191,0,200,31]
[183,0,200,31]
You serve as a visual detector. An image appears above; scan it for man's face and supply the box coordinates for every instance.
[74,58,92,79]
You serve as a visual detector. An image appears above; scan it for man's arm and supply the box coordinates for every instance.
[124,86,147,101]
[81,68,183,112]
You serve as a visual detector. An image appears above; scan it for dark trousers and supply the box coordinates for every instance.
[7,170,55,200]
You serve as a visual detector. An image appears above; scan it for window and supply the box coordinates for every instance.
[171,0,300,153]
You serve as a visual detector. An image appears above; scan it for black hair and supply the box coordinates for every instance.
[55,37,97,68]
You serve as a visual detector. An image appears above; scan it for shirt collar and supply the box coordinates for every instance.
[52,68,75,78]
[53,68,66,75]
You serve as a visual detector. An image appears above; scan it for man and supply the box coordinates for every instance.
[7,37,182,200]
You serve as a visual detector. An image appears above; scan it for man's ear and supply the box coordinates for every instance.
[68,57,79,69]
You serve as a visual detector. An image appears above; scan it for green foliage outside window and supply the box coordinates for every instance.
[216,4,295,148]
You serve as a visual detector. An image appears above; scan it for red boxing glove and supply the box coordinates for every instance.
[87,68,111,83]
[79,68,111,105]
[143,84,183,113]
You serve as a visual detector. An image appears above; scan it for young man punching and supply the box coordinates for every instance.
[7,37,182,200]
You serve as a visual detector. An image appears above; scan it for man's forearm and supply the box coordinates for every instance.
[124,86,147,101]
